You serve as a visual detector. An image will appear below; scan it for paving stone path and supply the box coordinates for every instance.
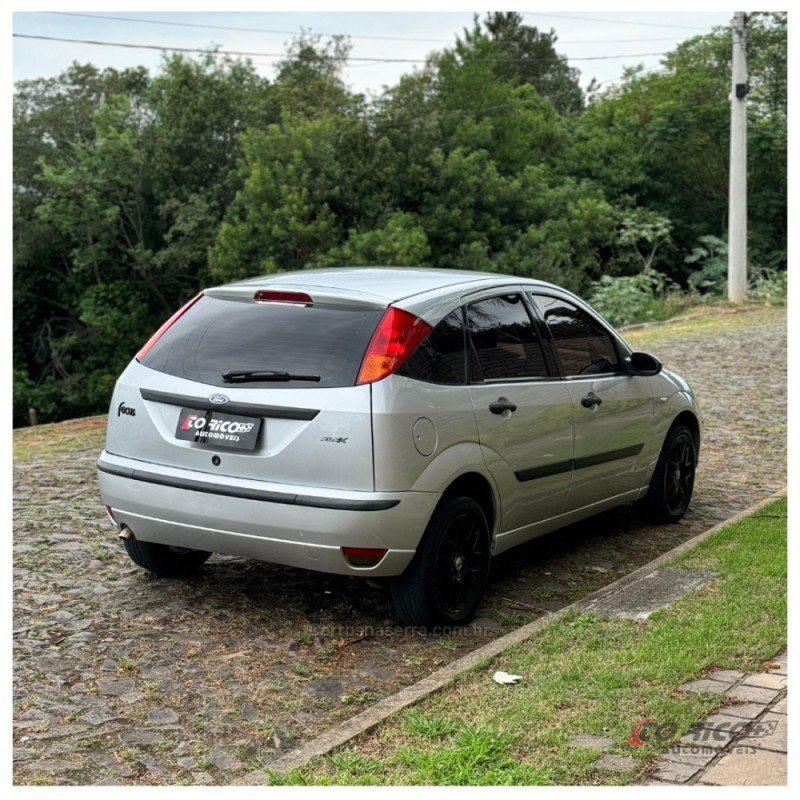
[564,650,787,786]
[643,650,787,786]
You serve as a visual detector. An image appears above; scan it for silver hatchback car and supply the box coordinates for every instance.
[98,268,700,627]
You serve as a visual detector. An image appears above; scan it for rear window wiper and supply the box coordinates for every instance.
[222,370,321,384]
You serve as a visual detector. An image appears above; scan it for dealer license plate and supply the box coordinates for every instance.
[175,408,261,451]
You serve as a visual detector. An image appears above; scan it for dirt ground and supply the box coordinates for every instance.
[12,305,787,786]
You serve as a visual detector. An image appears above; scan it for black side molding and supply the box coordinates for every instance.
[97,459,399,512]
[515,444,644,483]
[574,444,644,471]
[515,459,572,482]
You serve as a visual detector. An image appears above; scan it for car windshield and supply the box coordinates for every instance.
[140,295,384,389]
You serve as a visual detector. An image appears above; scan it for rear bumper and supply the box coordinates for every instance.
[97,452,438,577]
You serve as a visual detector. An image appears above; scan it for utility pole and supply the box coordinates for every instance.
[728,11,748,303]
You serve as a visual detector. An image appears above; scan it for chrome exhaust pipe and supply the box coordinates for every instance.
[118,526,134,541]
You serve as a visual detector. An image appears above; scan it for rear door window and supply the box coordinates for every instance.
[140,295,384,388]
[466,294,549,381]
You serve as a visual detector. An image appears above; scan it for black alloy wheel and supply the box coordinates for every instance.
[123,536,211,577]
[644,424,697,523]
[433,508,489,618]
[391,496,491,629]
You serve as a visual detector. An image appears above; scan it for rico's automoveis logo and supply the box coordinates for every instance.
[628,716,778,750]
[117,402,136,417]
[179,412,255,442]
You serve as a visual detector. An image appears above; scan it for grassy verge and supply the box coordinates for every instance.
[274,497,787,786]
[620,305,783,351]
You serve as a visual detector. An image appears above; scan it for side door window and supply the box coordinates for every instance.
[529,295,622,377]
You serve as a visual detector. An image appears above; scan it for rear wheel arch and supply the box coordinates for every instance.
[438,472,497,540]
[389,472,497,628]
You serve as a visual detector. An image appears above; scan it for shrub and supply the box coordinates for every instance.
[685,235,728,295]
[749,267,788,303]
[588,269,678,327]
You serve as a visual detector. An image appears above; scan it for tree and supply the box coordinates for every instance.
[570,13,786,281]
[146,53,275,288]
[493,174,615,292]
[13,16,786,426]
[14,54,275,423]
[272,33,361,119]
[33,94,166,411]
[211,25,600,285]
[617,209,673,273]
[316,212,431,267]
[432,21,570,176]
[482,12,584,114]
[13,64,151,424]
[13,63,150,193]
[210,114,349,280]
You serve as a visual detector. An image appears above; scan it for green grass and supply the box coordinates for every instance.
[273,497,786,786]
[13,423,106,460]
[621,305,783,350]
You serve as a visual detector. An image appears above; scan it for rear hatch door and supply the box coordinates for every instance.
[105,287,384,492]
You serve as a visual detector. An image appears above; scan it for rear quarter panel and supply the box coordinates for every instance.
[370,375,482,493]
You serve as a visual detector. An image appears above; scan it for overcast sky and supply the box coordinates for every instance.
[12,3,740,97]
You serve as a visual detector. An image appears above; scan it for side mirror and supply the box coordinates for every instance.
[627,352,662,376]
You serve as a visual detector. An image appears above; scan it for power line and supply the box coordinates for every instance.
[525,12,720,31]
[44,11,453,45]
[13,33,668,66]
[44,12,682,47]
[11,34,404,63]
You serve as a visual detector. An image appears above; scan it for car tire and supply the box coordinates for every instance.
[123,537,211,577]
[391,496,491,630]
[643,423,697,522]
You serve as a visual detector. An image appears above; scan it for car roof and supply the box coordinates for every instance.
[229,267,555,305]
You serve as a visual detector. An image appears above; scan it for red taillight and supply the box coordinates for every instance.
[104,505,116,524]
[341,547,388,568]
[136,293,203,362]
[254,290,313,304]
[357,307,432,385]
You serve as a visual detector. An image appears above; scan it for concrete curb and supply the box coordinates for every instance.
[237,489,787,785]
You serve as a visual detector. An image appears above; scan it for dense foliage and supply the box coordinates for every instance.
[13,12,787,425]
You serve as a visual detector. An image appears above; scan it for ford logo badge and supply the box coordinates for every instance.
[209,394,230,405]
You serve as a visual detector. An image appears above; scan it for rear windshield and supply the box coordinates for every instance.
[140,296,384,388]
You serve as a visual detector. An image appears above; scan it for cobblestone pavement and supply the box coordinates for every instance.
[12,306,787,785]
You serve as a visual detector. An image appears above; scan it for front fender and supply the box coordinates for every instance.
[645,388,702,486]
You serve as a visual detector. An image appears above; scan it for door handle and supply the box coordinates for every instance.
[489,399,517,415]
[581,393,602,409]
